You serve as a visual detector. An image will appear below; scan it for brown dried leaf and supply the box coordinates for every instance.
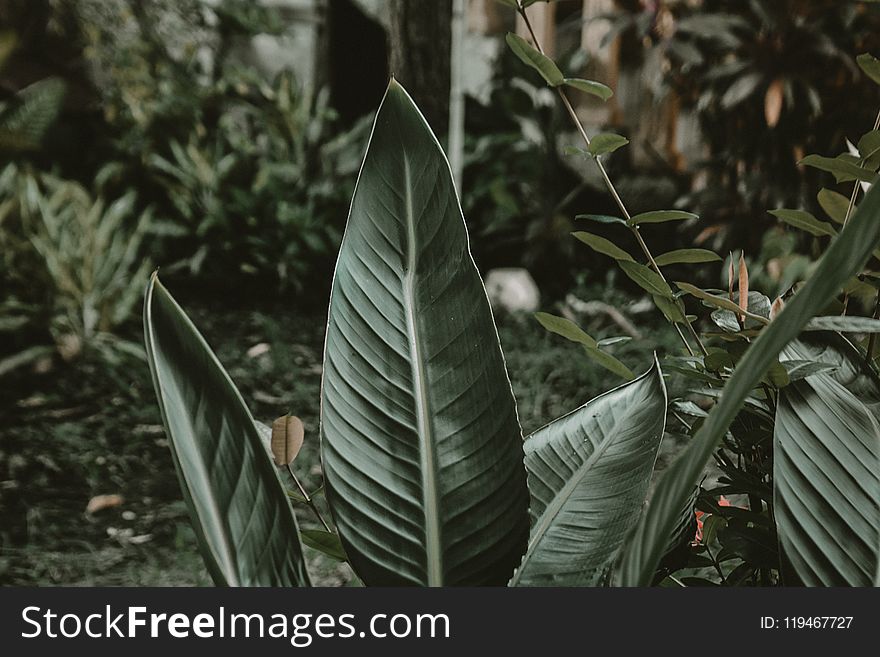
[86,494,124,514]
[770,296,785,321]
[764,78,784,128]
[738,252,749,323]
[271,414,304,467]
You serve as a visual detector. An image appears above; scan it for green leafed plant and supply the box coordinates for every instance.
[503,1,880,588]
[144,80,669,587]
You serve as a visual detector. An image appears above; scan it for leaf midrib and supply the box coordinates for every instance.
[401,155,442,586]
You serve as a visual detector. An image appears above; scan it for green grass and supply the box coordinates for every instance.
[0,284,682,586]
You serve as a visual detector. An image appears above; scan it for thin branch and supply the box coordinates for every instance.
[839,108,880,315]
[286,464,331,532]
[517,6,706,357]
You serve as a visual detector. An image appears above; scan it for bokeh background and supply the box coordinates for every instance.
[2,0,879,585]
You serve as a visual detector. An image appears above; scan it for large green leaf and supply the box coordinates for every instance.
[144,274,310,586]
[617,179,880,586]
[774,335,880,586]
[510,358,667,586]
[320,80,529,586]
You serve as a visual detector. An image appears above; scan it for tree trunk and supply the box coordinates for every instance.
[388,0,452,137]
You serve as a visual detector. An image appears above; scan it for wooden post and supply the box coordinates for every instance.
[388,0,453,136]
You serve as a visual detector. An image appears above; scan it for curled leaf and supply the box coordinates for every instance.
[770,296,785,321]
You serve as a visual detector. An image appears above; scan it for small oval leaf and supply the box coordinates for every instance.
[563,77,613,101]
[584,345,635,381]
[505,32,564,86]
[588,132,629,156]
[271,414,304,467]
[575,213,627,225]
[654,249,721,267]
[619,261,673,298]
[629,210,698,226]
[572,231,635,262]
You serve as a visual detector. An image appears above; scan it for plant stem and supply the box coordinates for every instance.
[842,109,880,229]
[839,109,880,315]
[286,464,331,532]
[518,7,706,357]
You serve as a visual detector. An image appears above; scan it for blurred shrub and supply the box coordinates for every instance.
[0,165,151,375]
[462,48,614,293]
[64,0,371,293]
[142,73,370,290]
[609,0,880,251]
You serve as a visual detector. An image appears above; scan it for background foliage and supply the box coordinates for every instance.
[2,0,880,585]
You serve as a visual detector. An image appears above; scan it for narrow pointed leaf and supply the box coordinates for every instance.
[583,345,635,381]
[572,231,635,262]
[616,181,880,587]
[800,155,875,183]
[769,209,836,237]
[653,295,687,323]
[619,261,673,298]
[320,81,529,586]
[857,130,880,169]
[654,249,721,266]
[575,213,627,225]
[597,336,632,348]
[563,78,613,101]
[817,188,851,224]
[144,274,310,586]
[510,359,667,586]
[505,32,564,86]
[628,210,698,226]
[804,316,880,333]
[535,312,597,347]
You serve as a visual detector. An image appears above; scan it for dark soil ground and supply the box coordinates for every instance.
[0,285,683,586]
